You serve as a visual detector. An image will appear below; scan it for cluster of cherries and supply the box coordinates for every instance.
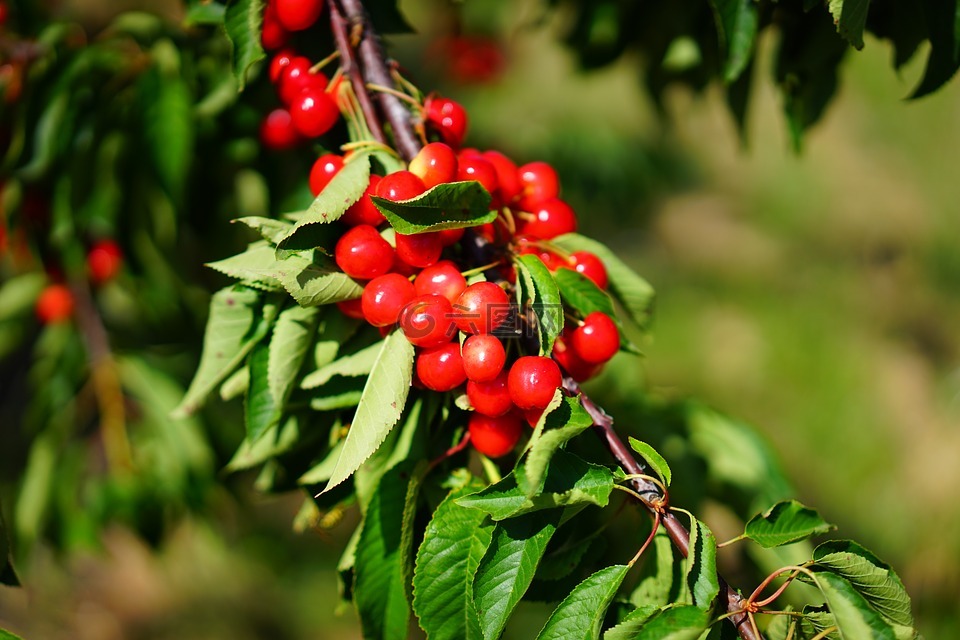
[33,239,124,324]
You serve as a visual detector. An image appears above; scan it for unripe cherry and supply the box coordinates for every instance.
[308,154,343,196]
[469,412,522,458]
[454,281,510,335]
[565,251,608,289]
[508,356,562,410]
[517,161,559,210]
[416,342,467,392]
[361,273,416,327]
[35,284,74,324]
[275,0,324,31]
[290,88,339,138]
[395,232,442,268]
[424,96,469,148]
[87,239,123,284]
[466,371,513,417]
[520,198,577,240]
[408,142,458,189]
[334,225,394,279]
[570,312,619,365]
[259,108,301,150]
[414,260,467,304]
[377,170,426,201]
[399,294,456,348]
[341,175,385,227]
[461,334,506,382]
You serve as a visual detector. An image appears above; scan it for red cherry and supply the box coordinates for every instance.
[516,236,564,270]
[408,142,458,189]
[399,294,456,348]
[552,331,602,382]
[461,334,506,382]
[395,232,442,268]
[376,170,426,201]
[438,227,464,246]
[483,151,522,204]
[278,57,328,105]
[274,0,324,31]
[337,298,365,320]
[571,312,619,365]
[416,342,467,392]
[259,108,301,150]
[341,175,385,227]
[391,254,420,277]
[508,356,562,410]
[457,154,499,200]
[475,222,496,243]
[87,240,123,284]
[414,260,467,304]
[361,273,416,327]
[466,371,513,417]
[261,3,290,50]
[334,225,394,279]
[519,198,577,240]
[269,49,297,83]
[564,251,608,289]
[424,96,469,148]
[290,88,339,137]
[469,412,522,458]
[308,154,344,196]
[35,284,74,324]
[453,282,510,335]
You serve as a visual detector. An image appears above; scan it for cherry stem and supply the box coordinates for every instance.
[366,82,421,106]
[309,49,341,74]
[630,508,662,565]
[428,431,471,470]
[328,0,386,145]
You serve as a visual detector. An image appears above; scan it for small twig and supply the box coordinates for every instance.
[630,509,661,565]
[428,431,471,470]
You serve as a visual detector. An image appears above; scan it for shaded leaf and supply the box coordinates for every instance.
[603,606,659,640]
[515,254,564,355]
[809,571,898,639]
[628,437,672,486]
[301,341,382,389]
[140,66,193,200]
[684,517,719,610]
[553,267,616,319]
[537,564,630,640]
[744,500,835,548]
[245,342,279,442]
[371,181,495,234]
[614,604,710,640]
[630,529,681,608]
[910,0,960,98]
[268,305,319,405]
[828,0,872,49]
[233,216,292,244]
[524,396,594,495]
[709,0,760,80]
[0,496,18,586]
[224,0,265,90]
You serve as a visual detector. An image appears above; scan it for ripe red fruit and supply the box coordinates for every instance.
[457,154,499,199]
[341,175,385,227]
[552,331,602,382]
[523,407,545,428]
[520,198,577,240]
[290,88,339,137]
[260,108,301,150]
[395,232,442,268]
[571,312,619,365]
[87,240,123,284]
[261,3,290,50]
[408,142,458,189]
[336,298,365,320]
[462,334,506,382]
[269,49,297,83]
[376,170,426,201]
[508,356,562,410]
[454,282,510,335]
[516,236,564,270]
[399,294,456,348]
[416,342,467,392]
[361,273,415,327]
[565,251,608,289]
[517,161,560,210]
[438,227,464,246]
[308,154,344,196]
[334,225,394,279]
[274,0,324,31]
[424,96,468,148]
[483,151,522,204]
[414,260,467,304]
[278,57,328,105]
[469,412,522,458]
[466,371,513,417]
[35,284,74,324]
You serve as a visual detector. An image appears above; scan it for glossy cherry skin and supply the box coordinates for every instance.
[438,227,464,246]
[260,108,301,150]
[278,57,326,105]
[414,260,467,304]
[395,232,442,268]
[334,225,394,280]
[399,294,457,348]
[466,371,513,417]
[290,88,339,138]
[269,49,296,83]
[376,170,426,201]
[416,342,467,392]
[424,96,468,148]
[408,142,458,189]
[469,412,522,458]
[308,154,343,196]
[275,0,324,31]
[508,356,562,410]
[571,312,619,365]
[361,273,416,327]
[341,175,385,227]
[453,282,510,335]
[483,150,522,204]
[516,236,565,270]
[261,3,290,50]
[336,298,365,320]
[552,332,602,382]
[461,334,506,382]
[457,154,499,200]
[519,198,577,240]
[517,161,560,210]
[565,251,608,289]
[35,284,74,324]
[87,240,123,284]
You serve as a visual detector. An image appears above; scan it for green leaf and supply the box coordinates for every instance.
[413,480,494,640]
[140,66,193,200]
[184,1,226,26]
[308,376,366,410]
[683,517,719,610]
[553,267,616,319]
[628,437,672,487]
[301,341,382,389]
[458,451,614,521]
[227,415,310,472]
[523,396,595,496]
[174,287,275,417]
[910,0,960,98]
[612,604,710,640]
[279,153,373,250]
[708,0,759,81]
[0,272,46,322]
[536,564,630,640]
[268,305,319,405]
[320,331,415,493]
[603,606,658,640]
[473,511,560,640]
[224,0,265,90]
[630,530,682,608]
[371,181,495,234]
[245,342,279,442]
[809,571,898,639]
[1,495,18,586]
[355,461,423,640]
[744,500,835,548]
[515,254,564,355]
[552,233,655,331]
[811,540,914,628]
[0,629,25,640]
[233,216,292,244]
[828,0,871,49]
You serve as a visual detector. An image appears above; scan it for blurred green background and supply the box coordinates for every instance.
[2,0,959,638]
